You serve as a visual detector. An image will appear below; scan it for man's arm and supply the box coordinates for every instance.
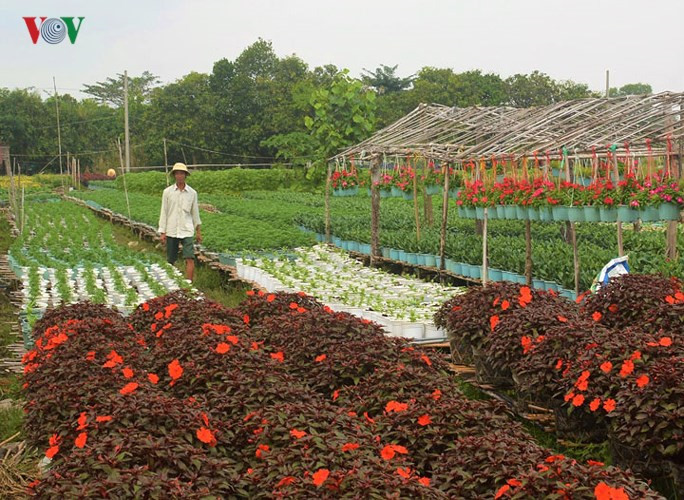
[158,190,168,243]
[192,192,202,244]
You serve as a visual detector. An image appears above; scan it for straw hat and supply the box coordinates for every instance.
[170,162,190,175]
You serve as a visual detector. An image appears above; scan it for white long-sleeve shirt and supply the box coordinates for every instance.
[158,183,201,238]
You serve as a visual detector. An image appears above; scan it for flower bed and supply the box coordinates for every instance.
[435,275,683,491]
[23,290,660,498]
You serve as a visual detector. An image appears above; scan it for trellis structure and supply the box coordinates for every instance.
[328,93,684,293]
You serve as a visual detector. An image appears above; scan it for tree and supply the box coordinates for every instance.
[609,83,653,97]
[362,64,414,94]
[305,70,376,160]
[82,71,160,107]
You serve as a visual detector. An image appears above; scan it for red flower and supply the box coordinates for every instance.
[380,444,408,460]
[147,373,159,384]
[420,354,432,366]
[215,342,231,354]
[418,477,430,487]
[142,302,150,311]
[589,398,601,412]
[557,315,568,323]
[154,311,164,321]
[276,476,296,488]
[587,460,605,467]
[289,302,298,310]
[312,468,329,487]
[95,415,112,423]
[431,389,442,400]
[45,445,59,459]
[168,359,183,381]
[659,337,672,347]
[77,412,87,430]
[225,335,238,345]
[592,311,602,322]
[603,399,616,412]
[494,484,510,499]
[74,432,87,449]
[619,359,634,378]
[490,315,500,331]
[86,351,96,361]
[243,314,250,325]
[501,300,510,311]
[636,374,649,388]
[119,382,139,395]
[196,427,217,446]
[385,400,409,413]
[255,444,269,458]
[342,442,359,452]
[555,359,563,370]
[270,351,284,362]
[507,479,522,487]
[600,361,613,373]
[417,414,432,426]
[594,481,629,500]
[290,429,307,439]
[572,394,585,407]
[521,336,533,354]
[266,294,275,302]
[315,354,327,362]
[396,467,411,479]
[246,290,255,296]
[608,304,618,313]
[332,390,339,401]
[122,367,134,379]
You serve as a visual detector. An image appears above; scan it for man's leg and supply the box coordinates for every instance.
[166,237,179,264]
[180,236,196,282]
[185,258,195,282]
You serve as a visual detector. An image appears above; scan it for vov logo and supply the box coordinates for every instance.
[23,17,85,44]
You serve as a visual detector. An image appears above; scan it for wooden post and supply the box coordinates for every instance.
[567,156,581,295]
[53,77,64,192]
[525,220,532,285]
[412,163,421,241]
[116,138,132,221]
[124,70,131,173]
[613,152,624,256]
[439,162,450,271]
[325,163,332,243]
[423,158,434,226]
[482,207,488,286]
[370,156,381,264]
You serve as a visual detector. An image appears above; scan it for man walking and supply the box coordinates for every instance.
[158,163,202,282]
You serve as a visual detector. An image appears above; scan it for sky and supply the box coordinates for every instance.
[1,0,683,99]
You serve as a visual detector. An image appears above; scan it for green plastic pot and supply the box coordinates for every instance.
[424,255,437,267]
[496,205,506,219]
[475,207,485,220]
[465,207,477,218]
[599,207,618,222]
[416,254,427,266]
[552,206,569,221]
[567,206,585,222]
[515,206,528,220]
[504,206,516,220]
[532,278,545,290]
[389,249,400,260]
[617,206,638,222]
[538,207,552,222]
[391,186,402,197]
[527,208,540,221]
[457,207,465,218]
[402,191,414,201]
[405,253,418,265]
[488,207,497,220]
[639,206,659,222]
[379,189,392,198]
[425,185,441,196]
[544,281,559,292]
[501,271,515,282]
[583,206,600,222]
[659,202,681,221]
[452,262,463,275]
[382,247,391,258]
[470,266,482,279]
[398,250,407,262]
[488,269,503,281]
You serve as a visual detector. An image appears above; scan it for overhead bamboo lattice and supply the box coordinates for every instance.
[334,92,684,163]
[327,93,684,294]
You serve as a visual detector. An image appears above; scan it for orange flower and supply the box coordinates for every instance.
[594,482,629,500]
[589,398,601,411]
[363,412,375,424]
[74,432,87,448]
[557,315,568,323]
[501,300,510,311]
[418,477,430,487]
[587,460,605,467]
[521,336,533,354]
[45,445,59,459]
[420,354,432,366]
[147,373,159,384]
[315,354,327,362]
[380,444,408,461]
[289,302,299,310]
[86,351,96,361]
[119,382,139,395]
[142,302,150,311]
[490,315,500,331]
[196,427,217,446]
[665,295,675,304]
[215,342,231,354]
[266,294,275,302]
[255,444,269,458]
[619,359,634,378]
[494,484,510,499]
[312,468,329,487]
[608,304,619,313]
[332,390,339,401]
[603,399,616,412]
[96,415,112,423]
[555,359,563,370]
[493,297,501,306]
[564,391,575,402]
[385,401,409,413]
[507,479,522,487]
[571,394,584,407]
[154,311,164,321]
[341,442,359,452]
[545,454,565,463]
[164,303,178,318]
[636,374,649,388]
[77,412,88,430]
[396,467,411,479]
[600,361,613,373]
[290,429,307,439]
[276,476,296,488]
[246,290,255,296]
[168,359,183,380]
[270,351,284,362]
[629,350,641,361]
[243,314,250,325]
[576,379,588,391]
[122,367,134,379]
[659,337,672,347]
[417,414,432,426]
[431,389,442,400]
[592,311,602,322]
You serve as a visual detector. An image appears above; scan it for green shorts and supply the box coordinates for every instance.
[166,236,195,264]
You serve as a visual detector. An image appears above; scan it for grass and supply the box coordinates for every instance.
[0,406,23,443]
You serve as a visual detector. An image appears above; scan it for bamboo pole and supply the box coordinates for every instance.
[163,138,170,187]
[325,163,332,243]
[612,152,624,257]
[482,207,488,287]
[525,220,532,285]
[567,156,581,295]
[439,162,450,271]
[412,161,421,241]
[370,156,381,264]
[116,138,132,221]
